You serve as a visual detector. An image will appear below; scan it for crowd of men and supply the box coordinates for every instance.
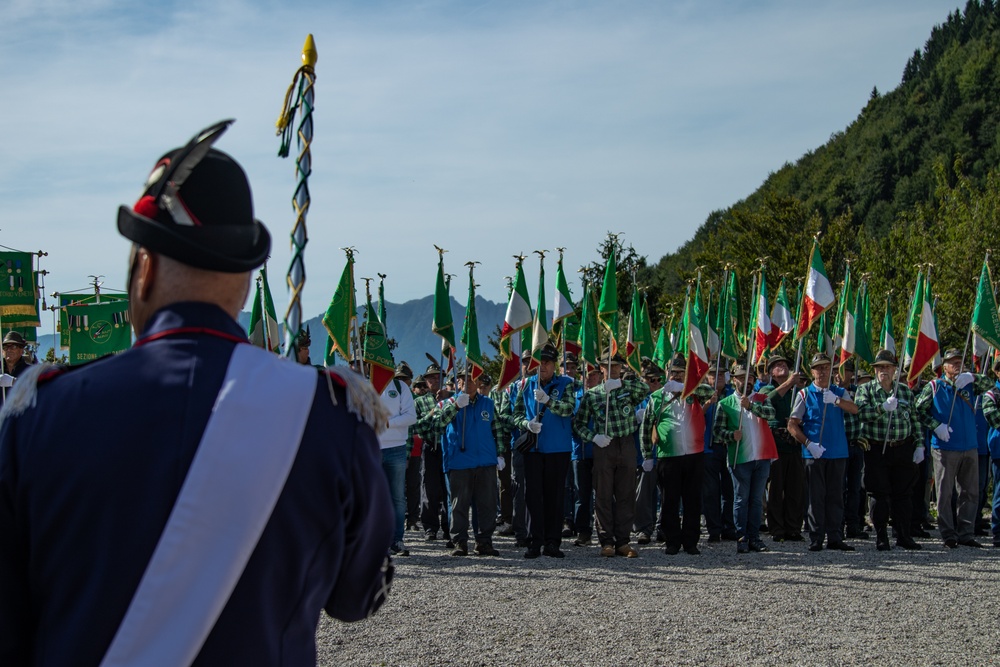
[371,341,1000,558]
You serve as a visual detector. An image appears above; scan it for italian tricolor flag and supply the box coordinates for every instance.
[769,277,795,349]
[753,273,771,365]
[717,393,778,466]
[795,239,836,340]
[907,272,939,385]
[652,397,706,458]
[682,280,710,400]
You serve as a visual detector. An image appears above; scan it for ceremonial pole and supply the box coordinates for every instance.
[276,34,317,359]
[883,284,915,455]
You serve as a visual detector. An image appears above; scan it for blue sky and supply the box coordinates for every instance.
[0,0,962,326]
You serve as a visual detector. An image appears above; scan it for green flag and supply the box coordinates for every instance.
[66,300,131,364]
[880,294,896,356]
[854,281,876,364]
[461,268,484,378]
[433,255,456,354]
[0,253,37,320]
[248,266,280,353]
[597,247,619,355]
[971,256,1000,351]
[59,293,127,349]
[720,270,740,360]
[530,259,550,367]
[322,253,357,362]
[363,289,395,393]
[903,271,925,366]
[579,282,600,369]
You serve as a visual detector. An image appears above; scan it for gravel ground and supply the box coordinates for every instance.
[318,531,1000,666]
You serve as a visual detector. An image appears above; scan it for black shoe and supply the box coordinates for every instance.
[562,527,576,538]
[896,537,922,550]
[944,538,958,548]
[958,539,983,548]
[636,533,652,545]
[523,547,541,559]
[655,531,667,543]
[721,532,738,541]
[876,536,891,551]
[474,542,500,557]
[770,534,785,543]
[785,533,805,542]
[707,534,722,543]
[445,540,455,549]
[389,542,410,557]
[514,538,529,548]
[846,529,869,540]
[974,527,989,537]
[809,541,824,552]
[911,527,931,538]
[664,544,681,555]
[497,523,515,536]
[424,532,438,542]
[737,539,749,554]
[827,541,855,552]
[573,534,593,547]
[542,545,565,558]
[921,521,936,530]
[749,542,769,553]
[683,545,701,555]
[450,542,468,556]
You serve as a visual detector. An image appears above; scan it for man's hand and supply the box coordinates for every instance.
[882,396,898,412]
[526,419,542,434]
[739,395,751,410]
[496,456,506,471]
[593,434,612,448]
[805,441,826,459]
[663,380,684,393]
[533,388,550,404]
[732,429,743,442]
[604,378,622,392]
[455,393,470,408]
[934,423,952,442]
[641,458,655,472]
[912,447,925,465]
[822,389,839,405]
[955,372,975,390]
[635,408,646,423]
[0,374,14,388]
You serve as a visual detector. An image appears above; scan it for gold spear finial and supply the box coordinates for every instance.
[302,34,317,68]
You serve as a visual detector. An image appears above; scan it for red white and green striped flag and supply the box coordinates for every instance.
[752,272,771,365]
[795,239,835,340]
[769,277,795,349]
[651,401,706,458]
[552,252,580,355]
[625,285,642,373]
[717,395,778,466]
[907,272,939,385]
[682,279,710,399]
[880,294,896,355]
[705,284,720,360]
[500,260,532,341]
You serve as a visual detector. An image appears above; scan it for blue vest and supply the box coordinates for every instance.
[976,404,989,456]
[520,374,574,454]
[571,385,593,461]
[986,385,1000,459]
[442,395,498,471]
[703,385,733,456]
[799,384,848,459]
[926,379,978,452]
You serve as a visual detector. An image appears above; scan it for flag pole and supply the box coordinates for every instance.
[737,265,762,463]
[883,284,915,455]
[276,35,317,359]
[707,264,730,443]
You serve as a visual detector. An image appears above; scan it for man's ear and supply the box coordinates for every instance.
[135,248,158,301]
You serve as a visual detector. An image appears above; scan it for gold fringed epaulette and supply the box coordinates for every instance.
[323,367,390,435]
[0,362,60,423]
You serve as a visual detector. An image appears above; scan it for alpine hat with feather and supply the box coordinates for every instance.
[117,120,271,272]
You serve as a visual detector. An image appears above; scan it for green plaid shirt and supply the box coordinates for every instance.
[417,392,505,452]
[854,380,921,444]
[982,383,1000,430]
[573,377,649,442]
[840,384,862,441]
[915,373,994,430]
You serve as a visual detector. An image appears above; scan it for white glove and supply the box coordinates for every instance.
[724,372,731,384]
[822,389,839,405]
[805,441,826,459]
[526,419,542,434]
[882,396,898,412]
[593,434,612,448]
[912,447,925,464]
[642,458,655,472]
[604,378,622,392]
[533,388,550,404]
[0,374,13,388]
[496,456,506,471]
[934,423,952,442]
[455,393,470,408]
[635,408,646,423]
[955,372,975,390]
[663,380,684,393]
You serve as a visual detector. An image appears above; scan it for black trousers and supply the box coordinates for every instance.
[421,447,450,537]
[657,453,703,549]
[767,447,805,538]
[864,442,917,537]
[524,451,571,548]
[406,453,422,526]
[498,449,513,523]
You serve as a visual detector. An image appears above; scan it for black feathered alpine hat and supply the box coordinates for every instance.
[117,120,271,273]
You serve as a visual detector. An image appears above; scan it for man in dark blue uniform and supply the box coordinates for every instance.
[0,121,394,666]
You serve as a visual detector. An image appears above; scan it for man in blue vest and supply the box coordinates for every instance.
[0,122,394,665]
[420,362,505,557]
[787,353,860,552]
[915,347,993,548]
[514,343,576,558]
